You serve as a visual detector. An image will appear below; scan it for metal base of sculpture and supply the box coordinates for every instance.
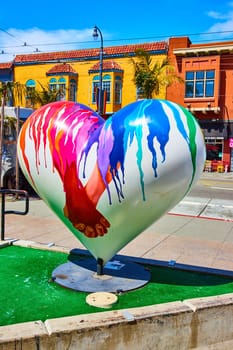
[52,257,151,293]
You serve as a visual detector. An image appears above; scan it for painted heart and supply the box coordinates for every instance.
[17,99,206,264]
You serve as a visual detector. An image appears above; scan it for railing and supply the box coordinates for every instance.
[0,189,29,241]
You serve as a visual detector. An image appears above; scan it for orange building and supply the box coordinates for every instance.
[167,37,233,172]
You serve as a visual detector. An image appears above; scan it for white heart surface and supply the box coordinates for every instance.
[17,99,206,264]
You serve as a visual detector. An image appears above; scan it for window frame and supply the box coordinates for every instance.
[114,76,122,104]
[69,79,77,102]
[92,74,111,104]
[185,70,215,98]
[25,79,36,107]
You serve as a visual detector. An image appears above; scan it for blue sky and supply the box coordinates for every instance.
[0,0,233,62]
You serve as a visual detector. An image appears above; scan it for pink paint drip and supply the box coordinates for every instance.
[19,101,111,238]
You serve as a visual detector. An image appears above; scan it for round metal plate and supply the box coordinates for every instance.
[52,258,150,293]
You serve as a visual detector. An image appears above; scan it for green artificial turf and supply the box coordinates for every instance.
[1,245,233,326]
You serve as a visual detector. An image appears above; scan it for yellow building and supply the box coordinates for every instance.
[13,41,168,116]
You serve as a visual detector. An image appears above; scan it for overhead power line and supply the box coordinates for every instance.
[2,28,233,48]
[1,28,233,58]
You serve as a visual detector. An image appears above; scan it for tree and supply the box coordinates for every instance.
[131,48,183,99]
[0,81,25,106]
[0,82,25,185]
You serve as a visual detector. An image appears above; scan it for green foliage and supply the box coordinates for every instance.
[132,48,183,99]
[27,81,65,107]
[2,115,23,138]
[0,81,25,106]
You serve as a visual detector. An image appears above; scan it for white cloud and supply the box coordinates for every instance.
[0,27,104,63]
[203,4,233,40]
[207,11,229,20]
[206,13,233,39]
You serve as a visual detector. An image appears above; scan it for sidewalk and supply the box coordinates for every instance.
[1,172,233,272]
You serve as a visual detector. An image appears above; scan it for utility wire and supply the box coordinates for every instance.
[1,28,233,50]
[1,28,233,59]
[0,28,40,52]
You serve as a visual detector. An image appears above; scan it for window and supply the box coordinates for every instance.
[205,137,223,161]
[49,78,57,91]
[103,74,111,103]
[25,79,36,107]
[69,79,77,102]
[136,87,144,100]
[57,77,66,101]
[92,75,99,104]
[49,77,68,100]
[26,79,36,94]
[92,74,111,104]
[185,70,215,98]
[114,76,122,104]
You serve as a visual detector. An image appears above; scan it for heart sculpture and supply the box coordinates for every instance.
[17,99,206,264]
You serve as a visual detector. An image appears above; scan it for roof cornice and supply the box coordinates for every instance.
[13,41,168,66]
[174,44,233,56]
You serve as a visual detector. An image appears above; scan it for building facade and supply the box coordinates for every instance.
[1,37,233,171]
[167,37,233,172]
[11,42,168,116]
[0,62,13,83]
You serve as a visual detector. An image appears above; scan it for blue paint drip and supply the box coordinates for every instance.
[81,100,174,204]
[144,100,170,176]
[107,100,171,201]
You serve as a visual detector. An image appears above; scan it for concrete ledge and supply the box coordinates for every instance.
[183,294,233,348]
[42,296,233,349]
[12,239,71,254]
[0,320,48,349]
[44,301,193,349]
[2,297,233,349]
[0,240,10,248]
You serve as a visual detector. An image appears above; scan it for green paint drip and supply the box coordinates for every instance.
[181,106,198,192]
[135,126,145,201]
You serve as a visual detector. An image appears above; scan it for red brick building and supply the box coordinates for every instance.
[167,37,233,172]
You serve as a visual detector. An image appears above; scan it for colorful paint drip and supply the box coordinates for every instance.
[17,99,206,264]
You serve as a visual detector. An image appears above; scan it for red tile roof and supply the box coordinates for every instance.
[0,62,13,69]
[90,60,122,71]
[14,41,167,64]
[46,62,77,75]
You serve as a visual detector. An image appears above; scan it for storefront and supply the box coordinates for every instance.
[230,138,233,172]
[205,137,223,161]
[200,120,232,172]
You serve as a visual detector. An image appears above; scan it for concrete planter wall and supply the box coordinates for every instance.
[1,293,233,349]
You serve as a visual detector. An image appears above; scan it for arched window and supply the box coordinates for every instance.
[69,79,77,102]
[49,78,57,91]
[114,76,122,104]
[25,79,36,107]
[57,77,66,101]
[92,75,99,104]
[25,79,36,94]
[103,74,111,103]
[92,74,111,104]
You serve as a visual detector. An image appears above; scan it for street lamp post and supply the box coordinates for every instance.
[93,25,103,116]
